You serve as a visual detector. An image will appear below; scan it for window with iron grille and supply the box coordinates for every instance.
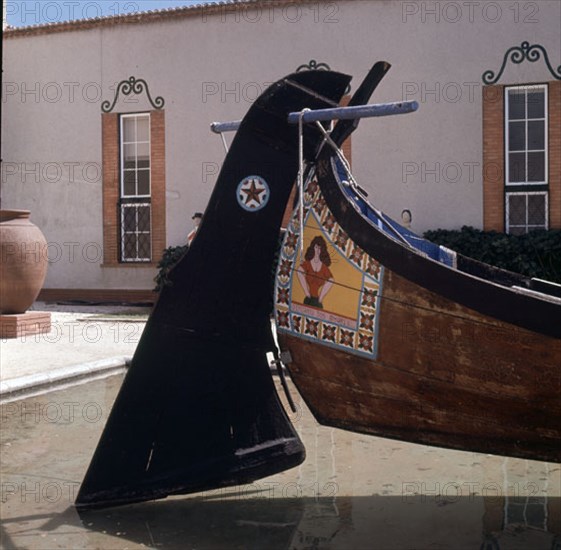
[505,85,547,185]
[504,85,549,234]
[506,192,548,235]
[120,113,151,262]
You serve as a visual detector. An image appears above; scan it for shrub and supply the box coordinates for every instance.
[154,245,189,292]
[423,226,561,283]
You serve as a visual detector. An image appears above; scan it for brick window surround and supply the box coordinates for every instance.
[102,110,166,265]
[483,81,560,232]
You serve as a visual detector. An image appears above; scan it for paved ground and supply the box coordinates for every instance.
[0,302,150,401]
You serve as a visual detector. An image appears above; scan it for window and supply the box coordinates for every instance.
[506,192,548,235]
[121,203,151,261]
[483,80,560,234]
[102,109,165,267]
[120,114,151,262]
[505,85,547,185]
[503,85,550,234]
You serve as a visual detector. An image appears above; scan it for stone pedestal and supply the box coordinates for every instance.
[0,311,52,339]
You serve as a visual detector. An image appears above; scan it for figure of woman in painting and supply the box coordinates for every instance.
[297,236,334,309]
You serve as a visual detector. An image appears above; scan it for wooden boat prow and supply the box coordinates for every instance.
[76,69,353,510]
[77,63,559,512]
[275,147,561,463]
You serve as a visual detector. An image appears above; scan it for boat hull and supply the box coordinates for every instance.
[276,165,561,463]
[280,268,561,462]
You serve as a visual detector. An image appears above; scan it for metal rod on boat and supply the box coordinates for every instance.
[286,100,418,124]
[210,100,418,134]
[211,120,242,134]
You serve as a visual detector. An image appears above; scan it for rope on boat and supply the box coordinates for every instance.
[297,109,310,257]
[272,347,297,413]
[311,120,415,250]
[220,132,229,154]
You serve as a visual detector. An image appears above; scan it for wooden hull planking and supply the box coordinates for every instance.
[276,162,560,463]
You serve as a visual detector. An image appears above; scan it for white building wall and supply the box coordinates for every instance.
[2,0,560,290]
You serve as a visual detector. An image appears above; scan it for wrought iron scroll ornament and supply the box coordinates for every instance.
[482,41,561,85]
[101,76,165,113]
[296,59,331,72]
[296,60,351,94]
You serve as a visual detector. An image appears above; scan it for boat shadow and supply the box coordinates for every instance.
[70,493,560,549]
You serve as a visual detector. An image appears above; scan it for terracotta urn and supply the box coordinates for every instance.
[0,210,48,314]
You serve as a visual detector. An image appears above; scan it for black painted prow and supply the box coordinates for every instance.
[76,70,353,510]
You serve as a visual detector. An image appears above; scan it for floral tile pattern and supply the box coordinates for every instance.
[275,172,384,360]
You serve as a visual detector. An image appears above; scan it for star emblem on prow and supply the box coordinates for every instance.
[236,176,270,212]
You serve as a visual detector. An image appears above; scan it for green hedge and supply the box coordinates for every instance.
[154,245,189,292]
[423,226,561,283]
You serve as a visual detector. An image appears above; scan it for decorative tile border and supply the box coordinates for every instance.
[275,172,383,359]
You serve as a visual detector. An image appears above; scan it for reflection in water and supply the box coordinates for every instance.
[79,496,305,549]
[77,494,561,550]
[482,493,560,550]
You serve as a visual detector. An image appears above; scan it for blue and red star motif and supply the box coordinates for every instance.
[237,176,270,211]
